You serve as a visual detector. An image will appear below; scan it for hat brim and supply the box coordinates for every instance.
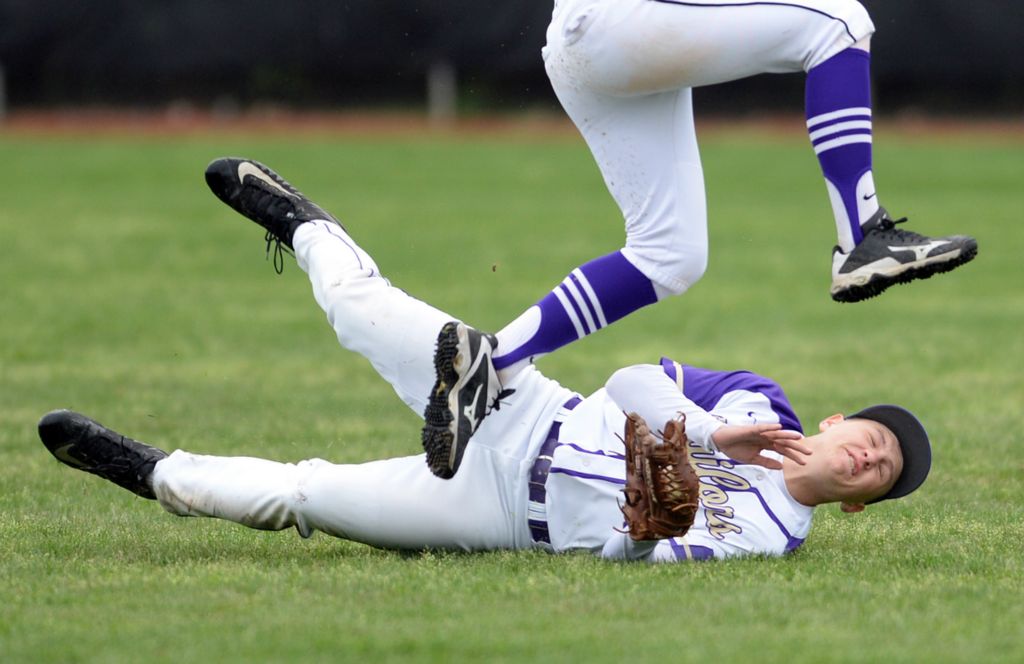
[847,404,931,504]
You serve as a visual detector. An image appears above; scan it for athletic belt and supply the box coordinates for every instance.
[528,395,583,544]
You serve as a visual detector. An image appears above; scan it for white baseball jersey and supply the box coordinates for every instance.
[539,359,813,562]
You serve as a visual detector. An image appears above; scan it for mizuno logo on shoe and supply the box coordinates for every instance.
[238,162,295,198]
[463,384,485,429]
[423,321,505,478]
[887,240,949,261]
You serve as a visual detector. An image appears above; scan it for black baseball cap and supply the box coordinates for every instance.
[847,404,932,504]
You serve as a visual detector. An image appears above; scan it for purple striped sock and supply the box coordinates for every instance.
[493,251,658,370]
[805,47,877,251]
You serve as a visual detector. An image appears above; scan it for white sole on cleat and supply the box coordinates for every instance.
[832,248,963,291]
[831,244,977,302]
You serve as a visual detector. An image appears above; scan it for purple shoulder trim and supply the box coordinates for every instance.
[660,357,803,433]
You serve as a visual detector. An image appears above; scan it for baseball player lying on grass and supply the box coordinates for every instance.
[38,158,931,562]
[420,0,976,479]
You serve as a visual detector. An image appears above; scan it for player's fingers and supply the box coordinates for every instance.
[757,427,802,440]
[773,443,810,465]
[770,434,812,454]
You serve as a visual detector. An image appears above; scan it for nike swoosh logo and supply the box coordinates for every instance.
[887,240,949,261]
[237,162,295,198]
[52,443,82,467]
[862,192,877,200]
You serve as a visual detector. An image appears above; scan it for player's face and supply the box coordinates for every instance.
[810,416,904,506]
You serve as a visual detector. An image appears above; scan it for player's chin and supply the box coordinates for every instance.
[836,482,879,506]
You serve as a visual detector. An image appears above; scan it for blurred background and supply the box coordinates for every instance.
[0,0,1021,120]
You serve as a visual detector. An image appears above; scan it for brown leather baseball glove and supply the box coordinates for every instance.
[620,412,700,541]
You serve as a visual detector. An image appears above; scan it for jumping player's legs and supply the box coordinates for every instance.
[491,0,975,374]
[558,0,881,243]
[552,0,878,250]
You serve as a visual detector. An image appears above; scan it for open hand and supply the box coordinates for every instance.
[711,423,810,470]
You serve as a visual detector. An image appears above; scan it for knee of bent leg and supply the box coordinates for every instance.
[664,247,709,296]
[625,234,708,297]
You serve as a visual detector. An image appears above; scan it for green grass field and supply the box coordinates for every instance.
[1,122,1022,662]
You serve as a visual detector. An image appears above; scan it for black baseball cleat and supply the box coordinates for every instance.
[830,207,978,303]
[38,410,168,499]
[421,321,513,479]
[204,157,343,272]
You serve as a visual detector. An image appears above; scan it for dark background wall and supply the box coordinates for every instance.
[1,0,1021,114]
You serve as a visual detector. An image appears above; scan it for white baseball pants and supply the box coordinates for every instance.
[150,221,571,550]
[543,0,875,293]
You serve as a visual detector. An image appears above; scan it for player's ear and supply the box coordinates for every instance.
[840,502,865,514]
[819,413,845,432]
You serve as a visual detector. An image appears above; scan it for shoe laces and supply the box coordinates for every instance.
[91,435,155,480]
[870,214,927,242]
[878,215,909,230]
[264,231,294,274]
[489,388,517,413]
[242,184,297,273]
